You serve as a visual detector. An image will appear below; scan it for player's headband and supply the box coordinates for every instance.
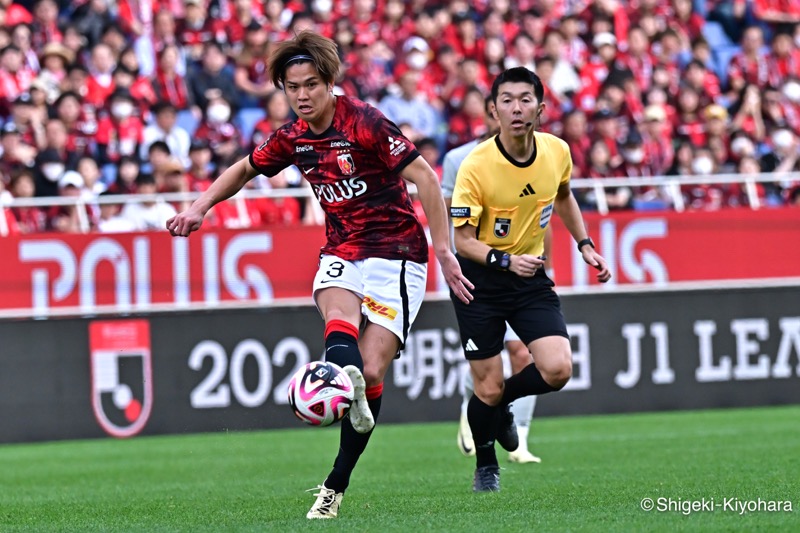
[284,54,315,69]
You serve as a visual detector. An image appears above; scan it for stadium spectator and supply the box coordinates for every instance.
[446,85,488,151]
[140,100,191,167]
[95,88,145,176]
[250,89,292,149]
[49,170,91,233]
[84,43,118,109]
[152,43,193,111]
[7,168,46,233]
[727,26,769,97]
[193,91,242,167]
[186,139,216,192]
[561,109,591,177]
[109,155,140,194]
[378,65,442,144]
[0,121,37,174]
[71,0,115,50]
[120,173,176,230]
[538,29,581,101]
[96,190,137,232]
[730,83,767,142]
[233,20,274,108]
[186,41,238,110]
[158,157,191,212]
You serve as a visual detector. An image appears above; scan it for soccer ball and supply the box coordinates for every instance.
[287,361,354,426]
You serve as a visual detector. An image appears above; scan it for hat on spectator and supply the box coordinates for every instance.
[59,171,85,189]
[622,129,643,146]
[1,122,20,136]
[643,105,666,122]
[39,42,75,65]
[160,158,185,175]
[593,32,617,49]
[703,104,728,121]
[185,0,203,6]
[403,36,430,54]
[13,93,33,106]
[592,108,616,120]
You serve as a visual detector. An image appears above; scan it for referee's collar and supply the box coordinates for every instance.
[495,134,537,168]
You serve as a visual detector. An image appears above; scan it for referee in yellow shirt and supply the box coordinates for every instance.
[450,67,611,492]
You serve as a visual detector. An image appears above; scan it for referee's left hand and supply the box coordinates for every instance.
[438,251,474,304]
[582,249,612,283]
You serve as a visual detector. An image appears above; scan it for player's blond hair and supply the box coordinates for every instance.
[268,30,341,88]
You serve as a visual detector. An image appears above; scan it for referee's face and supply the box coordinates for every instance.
[495,82,541,136]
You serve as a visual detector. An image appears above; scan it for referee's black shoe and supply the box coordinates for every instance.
[473,465,501,492]
[496,405,519,452]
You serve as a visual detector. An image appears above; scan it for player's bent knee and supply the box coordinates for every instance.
[474,382,504,406]
[546,357,572,390]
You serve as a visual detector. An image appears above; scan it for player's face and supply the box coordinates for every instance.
[283,62,335,127]
[494,81,544,136]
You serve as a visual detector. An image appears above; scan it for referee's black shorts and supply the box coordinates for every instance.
[449,254,569,360]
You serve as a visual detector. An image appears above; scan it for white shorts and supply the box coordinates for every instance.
[312,255,427,345]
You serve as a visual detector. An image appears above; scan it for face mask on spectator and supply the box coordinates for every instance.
[730,137,754,157]
[111,102,134,119]
[622,148,644,164]
[207,104,231,124]
[42,163,65,182]
[782,81,800,103]
[407,52,428,70]
[692,156,713,175]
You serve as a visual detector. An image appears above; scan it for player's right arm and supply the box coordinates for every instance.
[166,156,259,237]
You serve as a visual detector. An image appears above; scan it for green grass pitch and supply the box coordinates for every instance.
[0,406,797,532]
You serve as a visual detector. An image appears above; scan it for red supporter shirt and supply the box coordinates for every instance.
[249,95,427,263]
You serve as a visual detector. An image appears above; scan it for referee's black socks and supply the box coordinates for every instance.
[324,319,363,371]
[468,395,500,468]
[501,363,557,406]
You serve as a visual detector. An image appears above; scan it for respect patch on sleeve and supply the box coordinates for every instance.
[450,206,471,218]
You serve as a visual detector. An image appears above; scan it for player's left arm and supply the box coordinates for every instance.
[553,181,611,282]
[401,156,474,303]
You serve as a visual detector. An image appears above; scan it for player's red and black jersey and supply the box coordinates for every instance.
[249,95,427,263]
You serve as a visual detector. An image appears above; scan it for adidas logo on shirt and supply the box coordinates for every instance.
[465,338,479,351]
[519,183,536,197]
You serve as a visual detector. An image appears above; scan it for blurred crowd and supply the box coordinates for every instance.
[1,0,800,235]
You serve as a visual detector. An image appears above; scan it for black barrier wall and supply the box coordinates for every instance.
[1,286,799,443]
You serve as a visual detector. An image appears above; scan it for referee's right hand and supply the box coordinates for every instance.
[510,254,546,278]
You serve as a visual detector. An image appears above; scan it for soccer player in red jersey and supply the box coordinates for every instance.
[167,30,473,518]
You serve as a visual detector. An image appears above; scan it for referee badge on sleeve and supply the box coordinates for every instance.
[450,207,471,218]
[494,218,511,238]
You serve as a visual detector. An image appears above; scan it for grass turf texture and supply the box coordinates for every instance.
[0,406,797,532]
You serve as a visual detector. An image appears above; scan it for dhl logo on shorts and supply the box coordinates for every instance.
[362,297,398,320]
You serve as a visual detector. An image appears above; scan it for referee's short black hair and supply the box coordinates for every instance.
[491,67,545,106]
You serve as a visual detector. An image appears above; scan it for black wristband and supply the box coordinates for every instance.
[486,249,511,270]
[577,238,595,252]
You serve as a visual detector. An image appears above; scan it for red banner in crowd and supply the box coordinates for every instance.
[0,208,798,317]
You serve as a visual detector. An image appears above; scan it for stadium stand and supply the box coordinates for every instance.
[1,0,800,234]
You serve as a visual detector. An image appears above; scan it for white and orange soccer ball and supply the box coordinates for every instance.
[287,361,354,426]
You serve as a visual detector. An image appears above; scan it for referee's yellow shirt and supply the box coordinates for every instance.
[450,132,572,257]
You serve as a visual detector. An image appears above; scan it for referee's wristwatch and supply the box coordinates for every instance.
[577,237,595,252]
